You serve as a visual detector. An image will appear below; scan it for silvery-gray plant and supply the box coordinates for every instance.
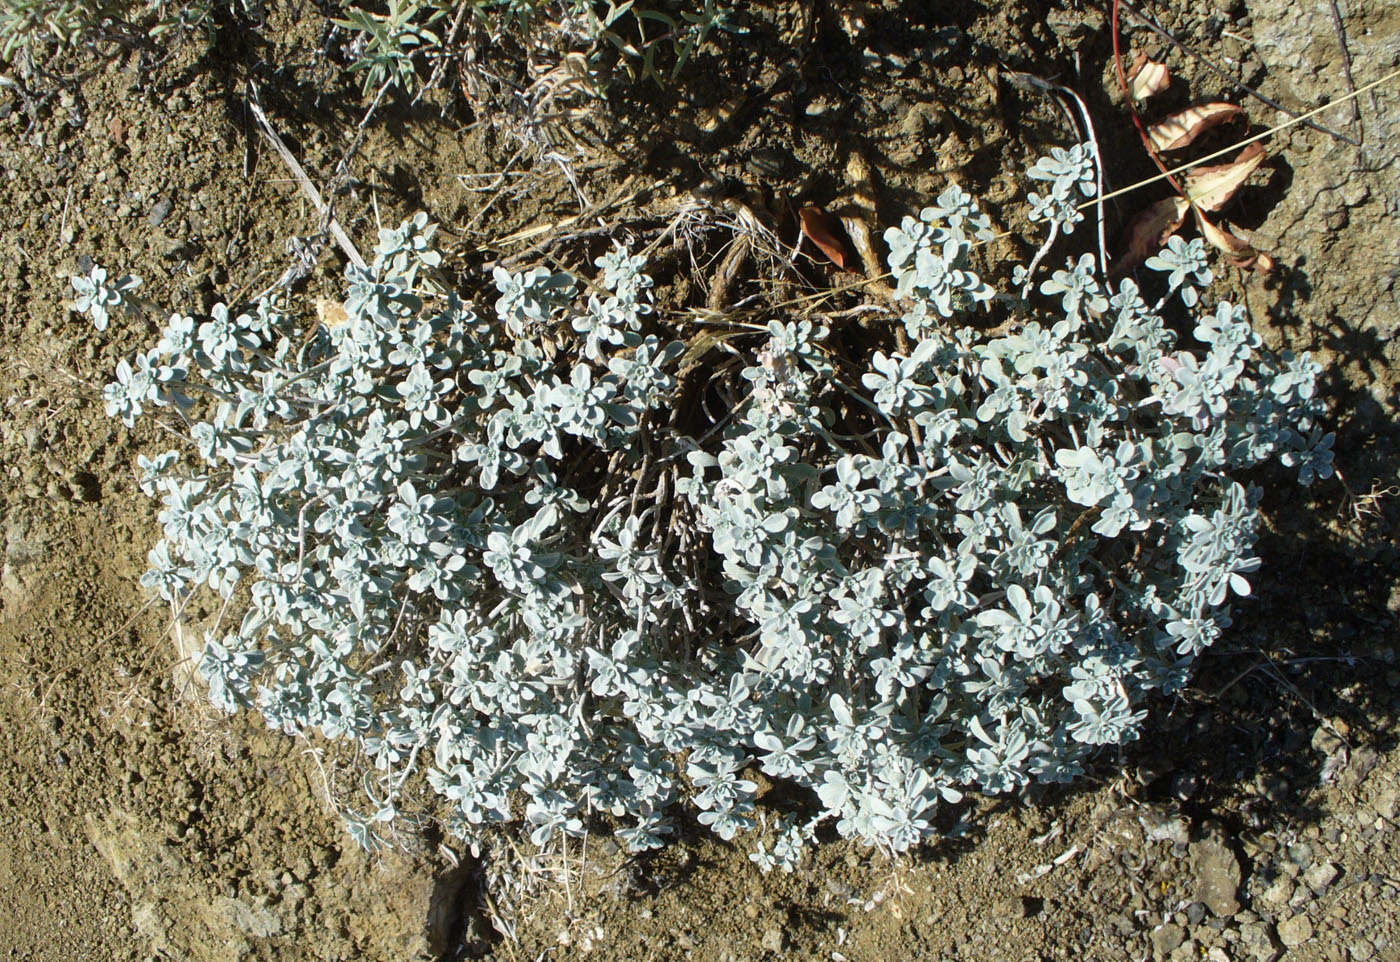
[79,148,1331,865]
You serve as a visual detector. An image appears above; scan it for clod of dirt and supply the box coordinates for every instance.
[1150,922,1185,958]
[1189,837,1242,917]
[1275,911,1314,947]
[85,806,465,961]
[85,808,283,961]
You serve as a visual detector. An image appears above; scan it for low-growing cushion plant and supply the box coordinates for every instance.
[77,147,1332,866]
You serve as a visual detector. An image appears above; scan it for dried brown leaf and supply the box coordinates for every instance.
[799,205,853,270]
[1148,103,1245,152]
[1182,142,1267,212]
[1195,212,1273,272]
[1118,195,1190,269]
[315,297,349,329]
[1128,52,1171,101]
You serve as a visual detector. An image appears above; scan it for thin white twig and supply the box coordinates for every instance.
[1003,68,1109,276]
[245,81,367,272]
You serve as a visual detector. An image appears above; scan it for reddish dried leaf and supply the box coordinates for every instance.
[1148,102,1245,152]
[799,205,853,270]
[1128,52,1171,101]
[1182,142,1267,213]
[1195,211,1273,272]
[1117,195,1190,269]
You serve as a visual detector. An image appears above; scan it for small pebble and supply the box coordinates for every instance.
[1277,913,1313,947]
[1152,922,1186,958]
[760,926,784,953]
[149,196,174,227]
[1303,861,1339,894]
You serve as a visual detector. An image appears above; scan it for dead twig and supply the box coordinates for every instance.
[245,80,368,273]
[1324,0,1365,144]
[1001,68,1109,278]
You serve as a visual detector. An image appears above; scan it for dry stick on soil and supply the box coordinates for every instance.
[1341,479,1399,526]
[1214,655,1365,701]
[1256,654,1352,750]
[244,81,368,273]
[1111,0,1358,146]
[55,182,73,251]
[414,0,471,105]
[473,180,650,255]
[297,733,341,812]
[459,145,536,239]
[1112,0,1185,199]
[1324,0,1365,144]
[1113,0,1270,270]
[322,75,397,226]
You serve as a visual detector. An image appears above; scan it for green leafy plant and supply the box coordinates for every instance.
[0,0,126,57]
[334,0,444,95]
[0,0,255,62]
